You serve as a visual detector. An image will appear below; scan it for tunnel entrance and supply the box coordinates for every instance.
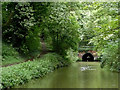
[82,53,94,61]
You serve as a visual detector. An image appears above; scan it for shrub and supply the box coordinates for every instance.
[1,53,70,89]
[100,41,120,72]
[25,26,41,53]
[66,48,78,62]
[2,43,25,66]
[2,43,19,61]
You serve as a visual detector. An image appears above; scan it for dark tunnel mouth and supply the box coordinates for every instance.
[82,53,94,61]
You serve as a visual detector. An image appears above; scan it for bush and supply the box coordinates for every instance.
[2,43,25,66]
[66,48,79,62]
[100,41,120,72]
[1,53,70,89]
[25,26,41,53]
[2,43,19,61]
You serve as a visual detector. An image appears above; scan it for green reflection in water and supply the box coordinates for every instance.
[14,62,118,88]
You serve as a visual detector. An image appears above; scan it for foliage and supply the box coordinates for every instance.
[2,2,80,56]
[1,53,70,89]
[33,2,80,56]
[2,43,25,65]
[88,2,118,51]
[2,2,119,72]
[78,2,119,71]
[89,2,119,71]
[66,48,79,62]
[100,41,120,72]
[25,26,41,53]
[2,43,19,61]
[48,3,79,55]
[2,2,40,55]
[2,43,18,60]
[77,10,95,47]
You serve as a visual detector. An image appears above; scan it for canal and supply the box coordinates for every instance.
[14,62,118,88]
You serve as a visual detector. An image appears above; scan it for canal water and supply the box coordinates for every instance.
[15,62,118,88]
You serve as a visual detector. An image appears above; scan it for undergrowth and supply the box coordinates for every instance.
[1,53,70,89]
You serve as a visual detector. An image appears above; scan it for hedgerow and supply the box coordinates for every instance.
[1,53,70,89]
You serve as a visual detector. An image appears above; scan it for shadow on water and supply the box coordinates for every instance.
[14,62,118,88]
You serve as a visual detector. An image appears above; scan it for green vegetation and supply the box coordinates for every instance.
[1,53,70,89]
[2,42,41,66]
[66,48,79,62]
[78,46,94,52]
[2,43,25,66]
[2,2,79,57]
[86,2,119,71]
[100,41,119,72]
[1,2,119,89]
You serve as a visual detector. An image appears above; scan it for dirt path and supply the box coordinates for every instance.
[41,38,47,53]
[2,39,53,67]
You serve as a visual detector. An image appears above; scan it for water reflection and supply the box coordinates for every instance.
[15,62,118,88]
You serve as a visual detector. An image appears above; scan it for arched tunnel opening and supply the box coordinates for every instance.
[82,53,94,61]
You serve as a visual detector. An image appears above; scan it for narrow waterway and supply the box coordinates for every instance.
[15,62,118,88]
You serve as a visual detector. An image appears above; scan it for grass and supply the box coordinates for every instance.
[2,43,25,66]
[2,43,41,66]
[2,56,25,66]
